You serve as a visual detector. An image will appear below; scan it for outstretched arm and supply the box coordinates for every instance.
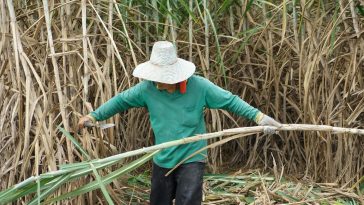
[204,79,281,134]
[78,81,147,130]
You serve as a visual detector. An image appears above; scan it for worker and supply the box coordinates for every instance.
[78,41,281,205]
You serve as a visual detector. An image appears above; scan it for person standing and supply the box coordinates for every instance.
[78,41,281,205]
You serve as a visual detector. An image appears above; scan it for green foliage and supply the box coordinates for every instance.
[127,172,151,187]
[242,0,255,17]
[244,196,255,204]
[58,126,91,160]
[46,151,158,204]
[359,182,364,193]
[0,128,159,204]
[357,5,364,16]
[333,198,359,205]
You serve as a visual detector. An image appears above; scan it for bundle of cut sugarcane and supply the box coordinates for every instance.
[0,124,363,204]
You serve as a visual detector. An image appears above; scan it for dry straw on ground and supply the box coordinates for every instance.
[0,0,364,204]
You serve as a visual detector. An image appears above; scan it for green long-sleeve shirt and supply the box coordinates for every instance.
[90,75,260,168]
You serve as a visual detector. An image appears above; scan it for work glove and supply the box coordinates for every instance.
[77,115,96,131]
[255,113,282,135]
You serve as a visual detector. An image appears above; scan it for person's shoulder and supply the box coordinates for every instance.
[135,80,152,88]
[190,75,214,87]
[127,80,152,93]
[190,75,210,84]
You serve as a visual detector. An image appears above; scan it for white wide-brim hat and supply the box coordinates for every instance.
[132,41,195,84]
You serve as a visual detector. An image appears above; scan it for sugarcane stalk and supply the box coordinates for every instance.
[1,124,363,204]
[60,124,364,171]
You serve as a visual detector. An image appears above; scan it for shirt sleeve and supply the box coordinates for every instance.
[204,79,260,121]
[89,81,147,121]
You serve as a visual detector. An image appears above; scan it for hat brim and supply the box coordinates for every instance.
[132,58,195,84]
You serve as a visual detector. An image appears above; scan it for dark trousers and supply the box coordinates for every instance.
[150,162,205,205]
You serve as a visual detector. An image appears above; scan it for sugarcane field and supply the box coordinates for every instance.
[1,0,364,204]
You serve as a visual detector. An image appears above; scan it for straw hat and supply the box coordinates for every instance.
[132,41,195,84]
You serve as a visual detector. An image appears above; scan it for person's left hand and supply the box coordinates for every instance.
[257,114,282,134]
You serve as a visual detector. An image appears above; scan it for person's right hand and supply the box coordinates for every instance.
[78,115,94,131]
